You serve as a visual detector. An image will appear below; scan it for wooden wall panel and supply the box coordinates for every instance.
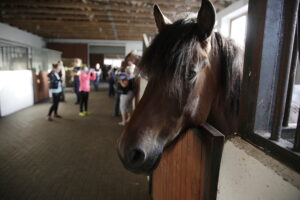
[34,72,49,102]
[152,124,224,200]
[47,43,88,64]
[89,53,104,68]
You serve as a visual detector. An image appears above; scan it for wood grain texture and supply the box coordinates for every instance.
[35,72,50,102]
[0,0,239,40]
[47,43,88,64]
[152,124,224,200]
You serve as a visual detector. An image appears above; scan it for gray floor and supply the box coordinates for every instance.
[0,89,150,200]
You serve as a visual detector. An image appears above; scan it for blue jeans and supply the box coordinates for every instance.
[93,75,100,91]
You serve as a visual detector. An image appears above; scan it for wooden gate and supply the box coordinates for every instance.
[151,123,224,200]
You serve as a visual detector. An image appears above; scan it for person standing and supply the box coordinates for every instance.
[57,60,66,101]
[108,67,117,97]
[79,66,96,116]
[114,66,125,117]
[118,67,135,125]
[93,63,102,91]
[47,64,62,121]
[72,58,82,104]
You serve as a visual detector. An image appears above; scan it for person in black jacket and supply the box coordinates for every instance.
[47,64,62,121]
[72,58,82,104]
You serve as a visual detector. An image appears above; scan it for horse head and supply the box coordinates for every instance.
[118,0,225,174]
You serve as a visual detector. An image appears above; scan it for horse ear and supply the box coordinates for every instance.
[153,4,172,32]
[197,0,216,40]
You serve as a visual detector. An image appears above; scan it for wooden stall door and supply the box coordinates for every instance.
[152,123,224,200]
[34,72,49,103]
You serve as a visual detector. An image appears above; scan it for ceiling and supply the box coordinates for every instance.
[0,0,238,41]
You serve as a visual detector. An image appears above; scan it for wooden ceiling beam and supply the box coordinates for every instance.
[0,9,157,21]
[0,1,200,14]
[4,22,156,32]
[90,0,202,7]
[0,7,153,17]
[0,0,238,41]
[2,19,156,28]
[1,15,156,24]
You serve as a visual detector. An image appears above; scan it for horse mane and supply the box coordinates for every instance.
[139,15,201,101]
[139,14,243,113]
[212,32,243,115]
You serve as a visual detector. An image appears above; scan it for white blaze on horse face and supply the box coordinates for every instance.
[189,96,200,119]
[138,127,162,156]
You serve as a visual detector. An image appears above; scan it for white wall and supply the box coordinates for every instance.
[217,137,300,200]
[0,22,45,48]
[0,70,34,116]
[125,42,143,56]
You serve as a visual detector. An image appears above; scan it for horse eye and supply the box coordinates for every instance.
[187,70,197,81]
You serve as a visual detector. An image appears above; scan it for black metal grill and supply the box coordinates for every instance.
[239,0,300,173]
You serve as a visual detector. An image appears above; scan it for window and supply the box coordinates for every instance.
[0,46,30,71]
[239,0,300,172]
[229,14,247,47]
[104,58,122,67]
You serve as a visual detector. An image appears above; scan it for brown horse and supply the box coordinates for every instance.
[118,0,243,174]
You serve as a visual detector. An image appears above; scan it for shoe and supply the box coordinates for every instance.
[54,114,62,118]
[79,112,85,117]
[118,121,126,126]
[84,111,90,115]
[47,116,53,121]
[75,102,80,105]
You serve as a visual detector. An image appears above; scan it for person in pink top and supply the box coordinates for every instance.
[79,66,96,116]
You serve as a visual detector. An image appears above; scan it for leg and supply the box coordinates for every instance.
[114,93,120,116]
[75,81,80,103]
[48,93,58,120]
[80,92,84,112]
[125,91,134,122]
[119,94,127,125]
[54,93,61,115]
[95,77,99,91]
[83,92,89,112]
[48,94,56,116]
[109,81,115,97]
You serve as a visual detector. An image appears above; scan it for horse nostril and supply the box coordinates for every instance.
[128,148,146,166]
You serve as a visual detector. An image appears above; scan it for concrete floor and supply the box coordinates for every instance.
[0,88,150,200]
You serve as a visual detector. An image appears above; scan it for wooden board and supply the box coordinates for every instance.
[35,72,49,102]
[152,123,224,200]
[0,0,239,40]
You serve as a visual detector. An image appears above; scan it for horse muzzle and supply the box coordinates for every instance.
[117,137,163,174]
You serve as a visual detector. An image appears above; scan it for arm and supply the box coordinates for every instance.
[90,72,97,81]
[119,80,129,88]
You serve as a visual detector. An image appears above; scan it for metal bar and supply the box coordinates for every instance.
[245,131,300,173]
[295,108,300,151]
[239,0,268,137]
[294,11,300,151]
[270,0,299,140]
[283,24,299,127]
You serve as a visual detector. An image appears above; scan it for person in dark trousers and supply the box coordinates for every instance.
[79,66,96,116]
[108,67,117,97]
[57,60,65,101]
[93,63,102,91]
[72,58,82,104]
[47,64,62,121]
